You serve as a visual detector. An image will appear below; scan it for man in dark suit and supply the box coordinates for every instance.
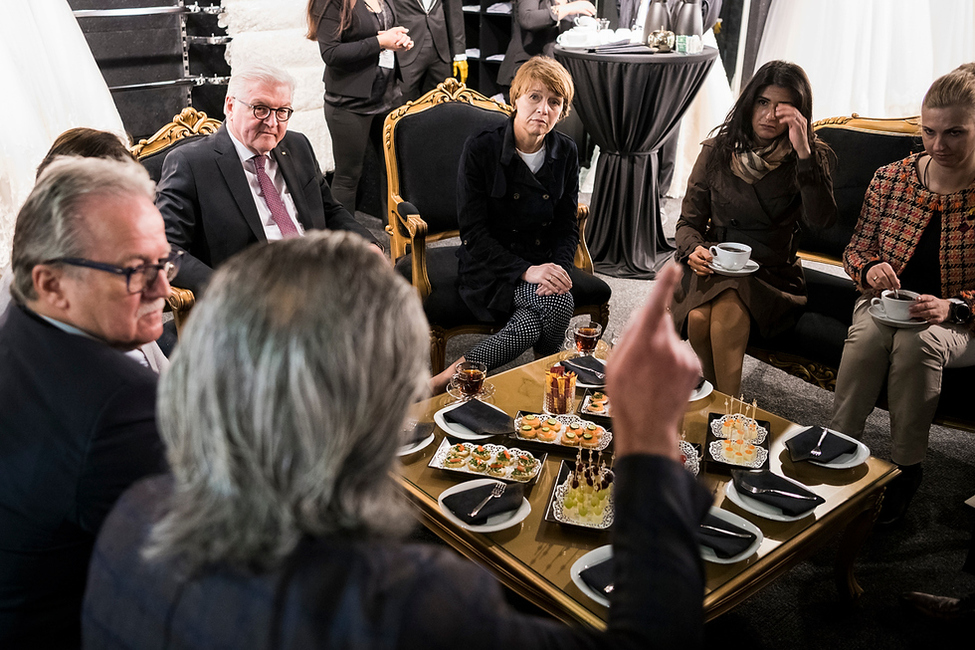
[392,0,467,102]
[0,157,170,647]
[157,62,381,295]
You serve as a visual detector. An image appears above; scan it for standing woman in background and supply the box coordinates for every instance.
[671,60,836,397]
[497,0,596,89]
[307,0,414,214]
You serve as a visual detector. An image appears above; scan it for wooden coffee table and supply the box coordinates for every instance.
[397,355,898,628]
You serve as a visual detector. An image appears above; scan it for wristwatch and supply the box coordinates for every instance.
[948,298,972,324]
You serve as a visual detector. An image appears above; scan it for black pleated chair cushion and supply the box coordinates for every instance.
[395,246,611,329]
[800,127,922,259]
[394,103,510,235]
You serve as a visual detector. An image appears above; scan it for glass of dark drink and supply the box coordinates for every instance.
[572,322,603,356]
[450,361,488,399]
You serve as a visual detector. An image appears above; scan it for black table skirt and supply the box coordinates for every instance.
[556,46,717,278]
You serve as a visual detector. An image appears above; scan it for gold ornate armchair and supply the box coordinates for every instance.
[131,107,221,334]
[383,79,611,372]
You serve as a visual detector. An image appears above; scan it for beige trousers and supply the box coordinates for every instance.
[831,296,975,466]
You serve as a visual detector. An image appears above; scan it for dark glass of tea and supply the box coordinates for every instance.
[573,322,603,355]
[452,361,487,398]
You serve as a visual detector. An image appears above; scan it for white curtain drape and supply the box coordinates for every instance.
[755,0,975,121]
[0,0,125,269]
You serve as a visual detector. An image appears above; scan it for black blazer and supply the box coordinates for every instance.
[393,0,465,67]
[313,0,401,100]
[157,125,377,294]
[83,456,710,648]
[0,304,166,648]
[457,117,580,320]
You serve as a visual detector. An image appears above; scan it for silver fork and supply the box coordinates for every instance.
[470,482,506,517]
[808,428,829,458]
[736,478,819,501]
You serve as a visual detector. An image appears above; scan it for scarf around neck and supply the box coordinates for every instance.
[730,137,793,185]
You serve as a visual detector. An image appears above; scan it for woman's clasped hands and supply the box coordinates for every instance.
[378,26,413,51]
[523,262,572,296]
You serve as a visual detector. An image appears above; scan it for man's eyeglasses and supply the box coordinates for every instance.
[44,250,184,294]
[234,98,294,122]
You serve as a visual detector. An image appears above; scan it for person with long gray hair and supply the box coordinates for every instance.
[82,231,711,648]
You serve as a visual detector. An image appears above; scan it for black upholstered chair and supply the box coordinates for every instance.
[132,107,221,334]
[382,79,611,372]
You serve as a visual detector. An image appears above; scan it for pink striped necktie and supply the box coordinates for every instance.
[254,154,300,239]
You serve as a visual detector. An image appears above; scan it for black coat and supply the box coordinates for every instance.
[0,304,165,648]
[313,0,402,100]
[83,457,711,648]
[456,117,580,320]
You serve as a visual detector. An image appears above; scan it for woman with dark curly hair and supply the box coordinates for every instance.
[671,60,837,396]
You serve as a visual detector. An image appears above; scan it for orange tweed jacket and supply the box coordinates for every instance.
[844,153,975,320]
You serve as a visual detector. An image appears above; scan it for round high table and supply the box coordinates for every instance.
[555,46,717,279]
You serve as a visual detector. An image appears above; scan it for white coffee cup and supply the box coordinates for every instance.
[557,31,588,47]
[871,289,919,322]
[709,243,752,271]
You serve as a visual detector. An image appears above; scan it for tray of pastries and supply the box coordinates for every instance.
[578,390,611,419]
[704,411,771,472]
[428,439,546,484]
[511,412,612,452]
[544,450,614,530]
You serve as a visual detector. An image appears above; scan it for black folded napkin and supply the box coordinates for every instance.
[697,513,756,559]
[401,421,436,448]
[786,426,858,463]
[443,400,514,436]
[579,557,615,598]
[441,482,525,525]
[561,356,606,386]
[732,470,825,517]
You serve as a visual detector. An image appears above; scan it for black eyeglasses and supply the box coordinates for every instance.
[44,250,184,294]
[234,98,294,122]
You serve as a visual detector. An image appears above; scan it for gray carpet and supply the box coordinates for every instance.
[359,208,975,645]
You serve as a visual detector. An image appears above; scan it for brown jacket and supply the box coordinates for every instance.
[672,139,837,337]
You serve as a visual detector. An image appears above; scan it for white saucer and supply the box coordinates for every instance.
[396,432,435,457]
[780,424,870,470]
[570,544,613,607]
[437,479,531,533]
[689,379,713,402]
[433,401,510,441]
[709,259,760,277]
[867,304,927,328]
[725,476,818,522]
[699,507,763,564]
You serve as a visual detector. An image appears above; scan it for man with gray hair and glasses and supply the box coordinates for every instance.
[0,157,170,647]
[82,230,711,648]
[157,61,381,295]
